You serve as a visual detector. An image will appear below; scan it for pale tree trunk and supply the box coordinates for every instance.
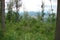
[50,0,53,13]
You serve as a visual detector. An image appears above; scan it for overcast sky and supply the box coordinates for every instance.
[5,0,57,13]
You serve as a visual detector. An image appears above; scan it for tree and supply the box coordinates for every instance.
[47,0,55,23]
[1,0,5,35]
[49,0,53,14]
[41,0,45,21]
[15,0,22,22]
[55,0,60,40]
[7,0,14,22]
[0,1,1,22]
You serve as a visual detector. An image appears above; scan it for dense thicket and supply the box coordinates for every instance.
[0,11,56,40]
[0,0,56,40]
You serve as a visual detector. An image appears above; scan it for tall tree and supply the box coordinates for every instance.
[49,0,55,22]
[41,0,45,21]
[15,0,22,22]
[55,0,60,40]
[49,0,53,14]
[0,1,1,22]
[1,0,5,34]
[7,0,14,22]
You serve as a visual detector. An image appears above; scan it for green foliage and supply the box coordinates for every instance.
[0,11,56,40]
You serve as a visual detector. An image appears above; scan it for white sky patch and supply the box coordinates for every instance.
[22,0,42,11]
[5,0,57,13]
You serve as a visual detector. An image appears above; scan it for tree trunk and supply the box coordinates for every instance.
[1,0,5,33]
[0,1,1,22]
[55,0,60,40]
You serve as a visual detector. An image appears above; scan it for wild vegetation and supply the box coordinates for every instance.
[0,0,56,40]
[0,11,56,40]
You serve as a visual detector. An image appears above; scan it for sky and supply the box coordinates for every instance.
[5,0,57,13]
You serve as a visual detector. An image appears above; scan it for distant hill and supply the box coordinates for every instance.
[19,11,49,17]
